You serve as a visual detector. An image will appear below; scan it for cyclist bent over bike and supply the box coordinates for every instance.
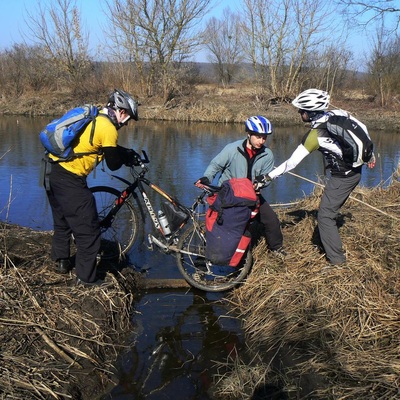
[195,116,285,255]
[44,89,142,286]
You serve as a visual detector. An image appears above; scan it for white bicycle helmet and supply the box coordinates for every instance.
[245,116,273,135]
[292,89,330,111]
[108,88,139,121]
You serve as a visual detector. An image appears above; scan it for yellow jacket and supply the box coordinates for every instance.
[49,112,118,177]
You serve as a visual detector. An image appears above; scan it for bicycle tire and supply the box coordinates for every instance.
[176,222,252,292]
[90,186,140,259]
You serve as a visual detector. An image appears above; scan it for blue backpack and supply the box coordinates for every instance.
[39,104,99,161]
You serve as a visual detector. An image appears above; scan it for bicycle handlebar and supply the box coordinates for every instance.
[129,151,220,197]
[140,150,150,164]
[203,183,220,192]
[198,183,220,195]
[129,150,150,172]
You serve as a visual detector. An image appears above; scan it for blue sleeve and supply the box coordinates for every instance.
[203,143,234,183]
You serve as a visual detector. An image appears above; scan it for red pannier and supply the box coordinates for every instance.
[205,178,258,266]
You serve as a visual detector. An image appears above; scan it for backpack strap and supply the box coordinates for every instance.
[64,114,103,161]
[40,154,52,191]
[89,114,97,146]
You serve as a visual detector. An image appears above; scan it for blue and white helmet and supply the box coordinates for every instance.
[245,116,273,135]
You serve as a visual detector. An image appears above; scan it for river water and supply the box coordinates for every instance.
[1,115,399,398]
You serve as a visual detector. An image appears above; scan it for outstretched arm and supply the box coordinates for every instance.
[268,144,310,179]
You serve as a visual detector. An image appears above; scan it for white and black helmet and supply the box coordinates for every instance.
[108,88,139,121]
[292,89,330,111]
[245,116,273,135]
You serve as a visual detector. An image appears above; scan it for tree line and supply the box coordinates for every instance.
[0,0,399,107]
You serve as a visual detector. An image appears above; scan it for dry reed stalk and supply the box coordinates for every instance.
[0,223,136,398]
[216,180,400,399]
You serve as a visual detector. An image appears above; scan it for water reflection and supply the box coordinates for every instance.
[103,290,243,400]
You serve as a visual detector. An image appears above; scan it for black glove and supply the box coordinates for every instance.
[197,176,210,185]
[125,149,141,166]
[254,174,271,189]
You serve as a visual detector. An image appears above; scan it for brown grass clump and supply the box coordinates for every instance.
[0,225,138,399]
[215,174,400,399]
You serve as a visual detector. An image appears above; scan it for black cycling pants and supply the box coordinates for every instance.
[46,163,100,283]
[258,195,283,251]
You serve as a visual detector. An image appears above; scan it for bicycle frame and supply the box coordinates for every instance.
[102,164,209,253]
[91,152,253,292]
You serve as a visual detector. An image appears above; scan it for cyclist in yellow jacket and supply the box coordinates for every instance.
[46,89,141,286]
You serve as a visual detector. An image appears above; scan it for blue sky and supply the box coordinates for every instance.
[0,0,232,61]
[1,0,377,66]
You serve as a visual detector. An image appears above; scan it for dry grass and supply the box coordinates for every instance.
[3,84,400,131]
[214,171,400,399]
[0,225,138,399]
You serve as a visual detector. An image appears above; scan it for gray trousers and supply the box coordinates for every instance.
[317,172,361,264]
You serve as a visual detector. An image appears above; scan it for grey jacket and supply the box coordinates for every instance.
[203,139,275,188]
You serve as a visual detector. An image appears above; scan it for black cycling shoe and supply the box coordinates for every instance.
[56,258,71,274]
[194,257,207,270]
[76,277,105,287]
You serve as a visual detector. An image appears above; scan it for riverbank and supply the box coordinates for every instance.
[0,224,141,398]
[1,168,398,399]
[1,85,400,131]
[215,172,400,399]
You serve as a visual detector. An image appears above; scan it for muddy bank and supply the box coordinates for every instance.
[1,86,400,132]
[217,173,400,399]
[0,224,141,399]
[0,223,194,399]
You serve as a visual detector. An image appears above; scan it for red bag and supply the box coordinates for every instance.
[205,178,258,266]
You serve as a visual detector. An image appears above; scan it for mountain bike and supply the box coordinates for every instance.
[90,151,253,292]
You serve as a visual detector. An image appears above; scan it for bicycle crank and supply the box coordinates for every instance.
[148,234,169,252]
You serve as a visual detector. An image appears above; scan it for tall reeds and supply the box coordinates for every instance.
[216,175,400,399]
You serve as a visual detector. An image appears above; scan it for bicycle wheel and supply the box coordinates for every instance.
[176,222,253,292]
[90,186,140,259]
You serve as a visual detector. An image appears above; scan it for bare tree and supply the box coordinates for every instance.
[367,22,400,106]
[336,0,400,30]
[241,0,337,100]
[25,0,92,92]
[105,0,212,103]
[203,9,244,86]
[332,2,400,107]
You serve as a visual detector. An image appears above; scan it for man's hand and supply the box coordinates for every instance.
[125,149,141,166]
[253,174,271,190]
[195,176,210,188]
[367,153,376,169]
